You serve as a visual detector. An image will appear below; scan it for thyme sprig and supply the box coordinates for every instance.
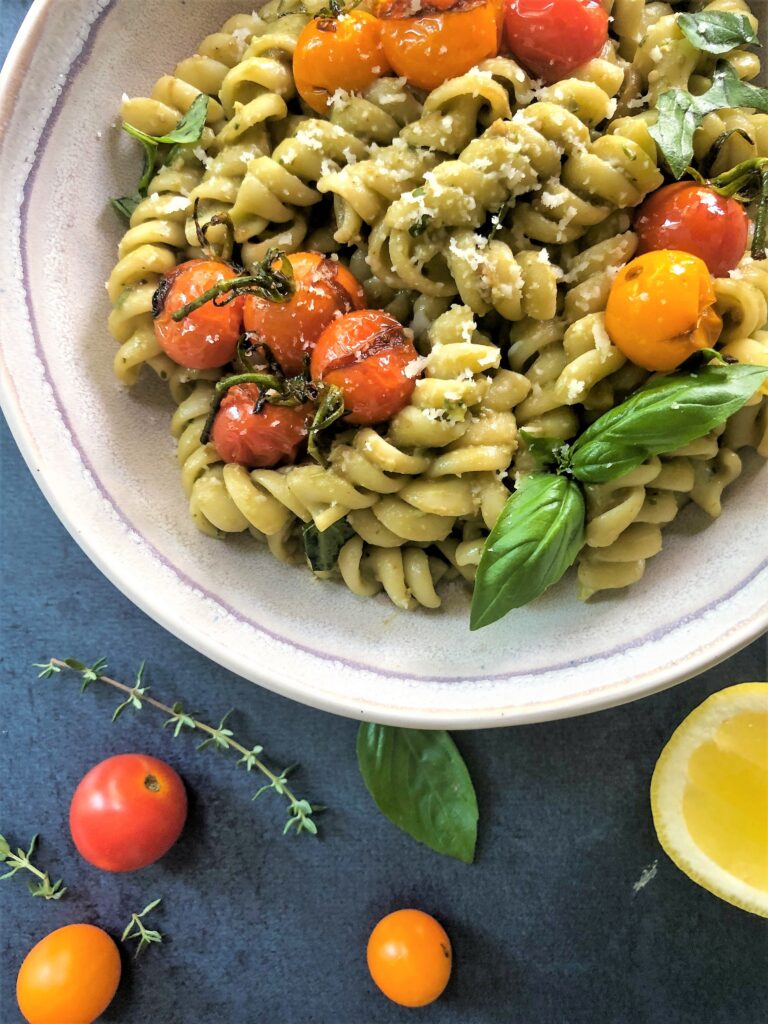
[0,833,67,900]
[35,658,322,837]
[122,899,164,958]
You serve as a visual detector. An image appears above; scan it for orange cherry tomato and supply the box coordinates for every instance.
[634,183,749,278]
[211,384,315,467]
[17,924,121,1024]
[503,0,607,84]
[244,253,366,378]
[311,309,421,425]
[605,250,723,372]
[293,11,391,114]
[69,753,187,871]
[154,259,244,370]
[367,909,452,1007]
[377,0,501,92]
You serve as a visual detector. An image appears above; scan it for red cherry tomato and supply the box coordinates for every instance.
[244,253,366,378]
[211,383,315,467]
[17,924,121,1024]
[311,309,420,425]
[503,0,608,84]
[69,754,187,872]
[154,259,244,370]
[634,183,749,278]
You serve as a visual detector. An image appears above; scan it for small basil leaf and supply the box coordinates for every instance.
[123,92,209,147]
[356,724,478,864]
[110,138,158,222]
[470,474,585,630]
[303,518,355,573]
[570,363,768,484]
[677,12,760,54]
[110,195,140,222]
[700,60,768,114]
[518,430,570,470]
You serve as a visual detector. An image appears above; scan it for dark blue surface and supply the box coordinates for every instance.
[2,4,767,1022]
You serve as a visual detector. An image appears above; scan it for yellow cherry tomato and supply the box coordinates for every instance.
[293,10,391,114]
[367,908,452,1007]
[17,924,121,1024]
[605,250,722,372]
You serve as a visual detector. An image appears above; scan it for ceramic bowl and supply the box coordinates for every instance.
[1,0,766,728]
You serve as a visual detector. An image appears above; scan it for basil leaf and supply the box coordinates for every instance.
[678,12,759,53]
[356,724,478,864]
[519,429,570,470]
[470,474,585,629]
[122,92,209,147]
[110,195,140,222]
[650,62,768,178]
[570,363,768,484]
[110,137,157,222]
[303,518,355,573]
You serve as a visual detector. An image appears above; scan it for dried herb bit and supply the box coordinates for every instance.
[308,385,346,467]
[677,11,760,54]
[303,518,355,573]
[171,248,295,321]
[35,658,323,839]
[122,899,164,958]
[0,833,67,901]
[409,214,431,237]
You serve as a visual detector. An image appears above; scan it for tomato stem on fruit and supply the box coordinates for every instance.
[192,198,236,263]
[200,370,313,445]
[171,249,295,321]
[308,385,346,467]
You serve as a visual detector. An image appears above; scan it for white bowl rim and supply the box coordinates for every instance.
[1,0,766,729]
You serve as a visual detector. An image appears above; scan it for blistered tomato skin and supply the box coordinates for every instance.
[367,909,452,1007]
[634,183,749,278]
[294,12,391,114]
[503,0,608,84]
[153,259,244,370]
[605,250,723,372]
[378,0,502,92]
[212,384,315,467]
[244,253,366,377]
[17,924,121,1024]
[311,309,421,425]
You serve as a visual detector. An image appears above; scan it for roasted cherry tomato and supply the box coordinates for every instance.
[605,250,723,372]
[634,183,749,278]
[212,383,315,467]
[153,259,244,370]
[311,309,420,425]
[244,253,366,378]
[377,0,501,93]
[503,0,608,84]
[294,11,391,114]
[367,909,452,1008]
[17,924,121,1024]
[69,753,187,872]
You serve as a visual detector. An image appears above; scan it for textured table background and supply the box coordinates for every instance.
[1,2,767,1021]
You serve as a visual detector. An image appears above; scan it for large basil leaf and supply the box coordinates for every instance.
[470,474,585,630]
[678,12,759,53]
[650,62,768,178]
[303,518,355,573]
[570,363,768,484]
[356,724,478,864]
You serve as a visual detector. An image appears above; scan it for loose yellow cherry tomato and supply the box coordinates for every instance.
[367,908,452,1007]
[17,924,121,1024]
[293,10,391,114]
[605,250,723,372]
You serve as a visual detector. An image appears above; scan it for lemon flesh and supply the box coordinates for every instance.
[651,683,768,917]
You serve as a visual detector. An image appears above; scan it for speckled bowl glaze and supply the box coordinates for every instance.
[1,0,766,727]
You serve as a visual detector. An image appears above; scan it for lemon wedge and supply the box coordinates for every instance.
[651,682,768,917]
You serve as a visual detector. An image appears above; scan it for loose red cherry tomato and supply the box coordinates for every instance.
[244,253,366,378]
[367,909,452,1007]
[503,0,608,84]
[69,753,187,872]
[634,183,749,278]
[212,383,315,467]
[378,0,502,93]
[311,309,421,425]
[605,250,723,372]
[154,259,244,370]
[294,11,391,114]
[17,924,121,1024]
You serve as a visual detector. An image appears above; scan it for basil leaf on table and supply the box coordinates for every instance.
[677,12,759,54]
[570,363,768,485]
[650,62,768,178]
[303,519,355,573]
[357,724,478,864]
[470,474,585,630]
